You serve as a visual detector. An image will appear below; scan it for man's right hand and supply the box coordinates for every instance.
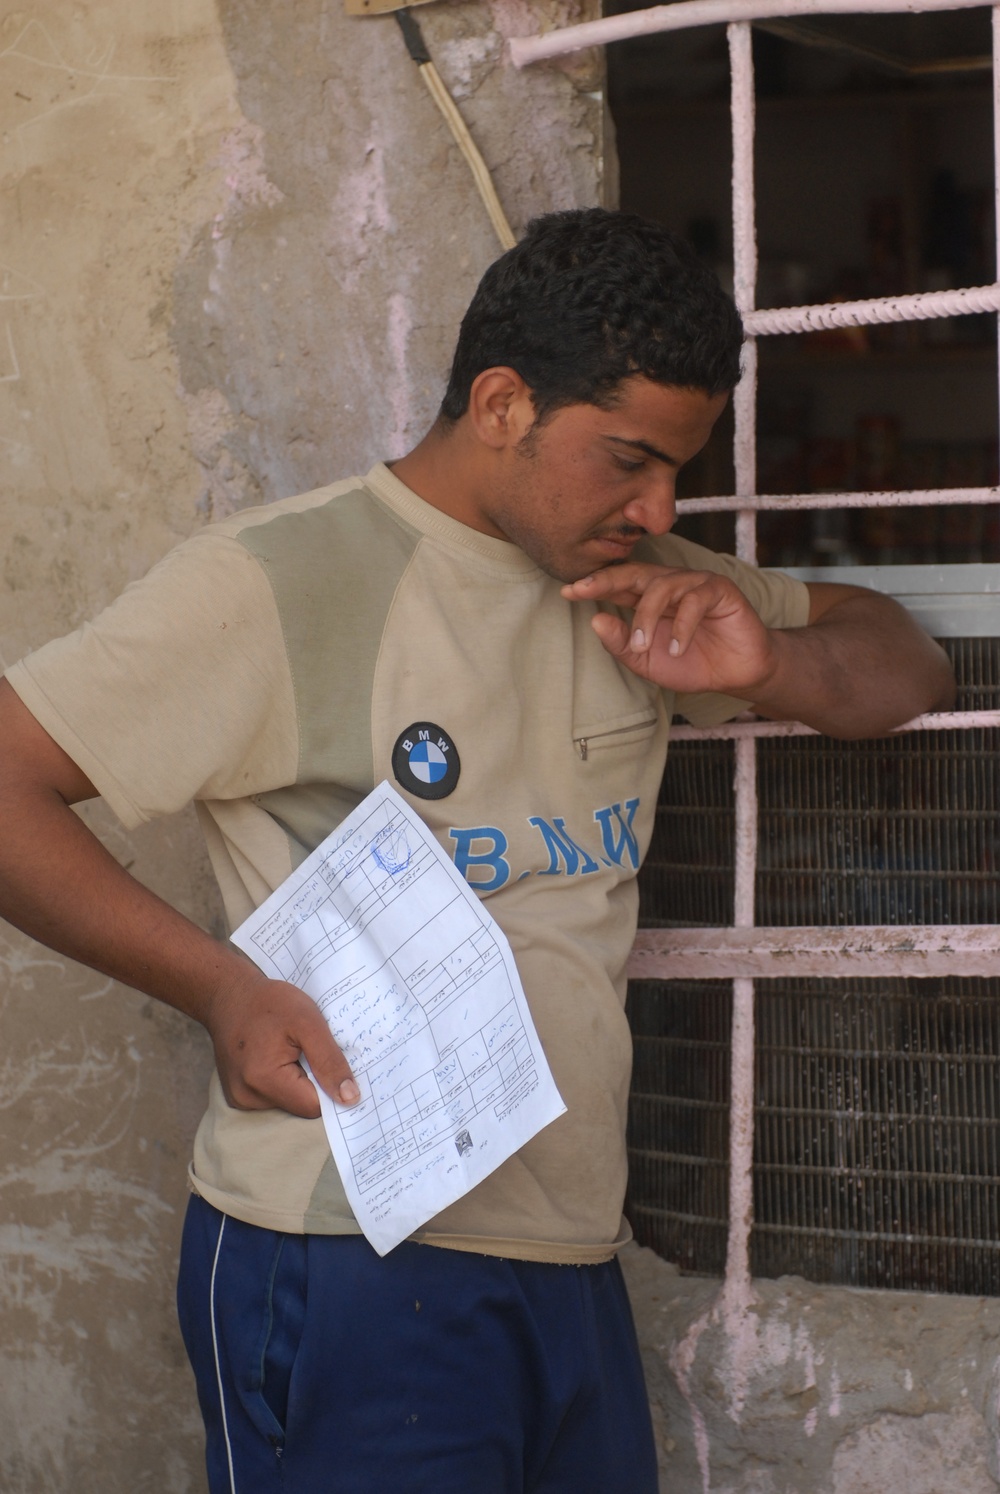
[204,966,360,1118]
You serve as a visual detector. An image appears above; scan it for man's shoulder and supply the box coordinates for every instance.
[210,474,383,542]
[177,471,421,653]
[195,472,422,581]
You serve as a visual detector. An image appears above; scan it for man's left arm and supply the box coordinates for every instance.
[748,581,956,736]
[562,568,956,740]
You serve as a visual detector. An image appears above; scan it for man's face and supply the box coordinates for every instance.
[480,378,729,583]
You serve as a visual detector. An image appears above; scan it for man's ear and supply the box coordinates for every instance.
[467,367,537,450]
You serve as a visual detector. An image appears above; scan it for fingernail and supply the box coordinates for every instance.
[631,628,646,650]
[338,1079,360,1105]
[669,638,681,656]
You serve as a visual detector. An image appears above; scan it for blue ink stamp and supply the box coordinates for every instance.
[372,825,413,876]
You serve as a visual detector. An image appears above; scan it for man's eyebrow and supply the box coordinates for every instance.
[606,435,679,466]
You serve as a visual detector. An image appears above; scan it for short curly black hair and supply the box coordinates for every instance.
[439,207,743,424]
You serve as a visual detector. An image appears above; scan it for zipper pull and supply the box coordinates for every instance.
[577,738,588,761]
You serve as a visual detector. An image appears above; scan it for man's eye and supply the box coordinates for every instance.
[613,455,643,472]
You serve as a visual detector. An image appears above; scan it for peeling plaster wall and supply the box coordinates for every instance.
[621,1244,1000,1494]
[175,0,604,513]
[0,1,601,1488]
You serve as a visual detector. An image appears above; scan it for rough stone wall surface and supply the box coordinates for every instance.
[0,1,600,1488]
[175,0,604,513]
[620,1243,1000,1494]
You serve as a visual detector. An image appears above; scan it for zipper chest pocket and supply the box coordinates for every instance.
[574,714,658,761]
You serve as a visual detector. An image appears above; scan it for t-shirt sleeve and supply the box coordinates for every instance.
[4,532,299,829]
[638,532,812,728]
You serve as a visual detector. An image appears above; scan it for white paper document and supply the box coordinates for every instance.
[231,782,566,1254]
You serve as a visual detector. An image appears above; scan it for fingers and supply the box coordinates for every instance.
[561,564,686,610]
[561,577,640,608]
[590,611,633,658]
[236,1053,325,1121]
[570,567,735,661]
[209,974,360,1119]
[297,1008,360,1108]
[585,563,773,697]
[589,610,688,681]
[564,566,738,655]
[561,563,678,597]
[632,579,724,659]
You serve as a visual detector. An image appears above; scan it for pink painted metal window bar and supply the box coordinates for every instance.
[513,0,1000,1297]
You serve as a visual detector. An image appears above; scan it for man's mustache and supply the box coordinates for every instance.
[594,524,647,541]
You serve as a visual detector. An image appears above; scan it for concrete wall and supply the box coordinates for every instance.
[0,2,602,1487]
[622,1241,1000,1493]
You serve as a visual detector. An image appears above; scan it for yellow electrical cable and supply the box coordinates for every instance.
[417,61,516,252]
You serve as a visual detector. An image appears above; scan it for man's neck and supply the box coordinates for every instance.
[390,421,506,540]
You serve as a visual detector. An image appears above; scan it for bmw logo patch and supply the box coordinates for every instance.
[392,722,461,800]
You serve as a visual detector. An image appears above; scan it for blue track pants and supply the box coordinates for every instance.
[177,1195,658,1493]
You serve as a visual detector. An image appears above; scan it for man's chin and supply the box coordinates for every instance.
[534,532,640,583]
[545,554,631,585]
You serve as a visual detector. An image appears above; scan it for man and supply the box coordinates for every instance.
[0,209,954,1492]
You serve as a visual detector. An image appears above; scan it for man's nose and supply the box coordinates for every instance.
[622,478,676,536]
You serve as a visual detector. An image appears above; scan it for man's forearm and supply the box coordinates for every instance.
[0,680,357,1116]
[750,590,956,739]
[564,568,956,740]
[0,775,245,1021]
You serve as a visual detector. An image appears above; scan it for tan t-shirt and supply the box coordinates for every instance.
[7,464,809,1262]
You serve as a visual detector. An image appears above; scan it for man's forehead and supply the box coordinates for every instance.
[560,380,729,431]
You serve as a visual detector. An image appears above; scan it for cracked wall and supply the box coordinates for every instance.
[0,1,601,1487]
[621,1244,1000,1494]
[174,0,604,515]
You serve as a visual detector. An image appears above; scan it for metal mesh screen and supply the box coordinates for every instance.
[642,744,735,928]
[641,637,1000,930]
[758,724,1000,924]
[628,979,732,1274]
[630,637,1000,1292]
[627,977,1000,1293]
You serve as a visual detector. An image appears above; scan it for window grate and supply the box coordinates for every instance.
[643,639,1000,934]
[628,977,1000,1293]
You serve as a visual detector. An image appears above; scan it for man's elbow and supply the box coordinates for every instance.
[914,638,957,717]
[853,646,956,738]
[814,635,956,741]
[930,657,958,713]
[862,602,957,727]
